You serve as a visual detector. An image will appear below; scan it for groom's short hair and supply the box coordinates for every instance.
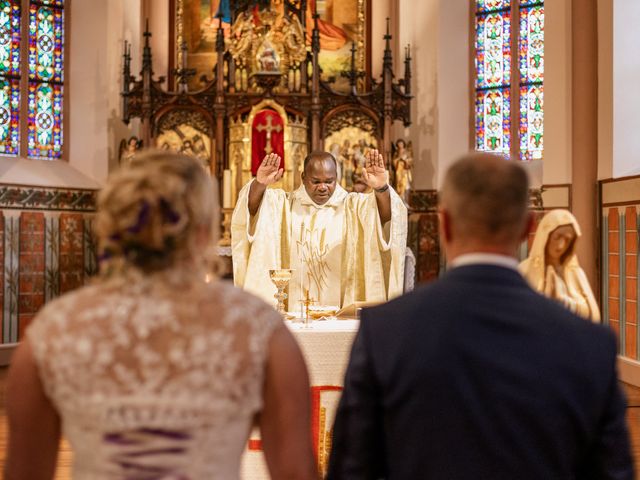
[303,151,337,173]
[440,152,529,243]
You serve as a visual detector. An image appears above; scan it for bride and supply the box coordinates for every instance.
[5,151,316,479]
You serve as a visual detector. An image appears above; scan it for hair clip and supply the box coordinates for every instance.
[98,249,113,262]
[159,197,181,225]
[127,200,151,234]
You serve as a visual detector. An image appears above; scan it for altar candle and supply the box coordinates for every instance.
[300,249,305,319]
[223,169,232,208]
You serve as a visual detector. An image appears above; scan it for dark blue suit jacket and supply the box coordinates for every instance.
[327,264,634,480]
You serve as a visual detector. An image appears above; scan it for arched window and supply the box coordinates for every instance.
[0,0,65,160]
[474,0,544,161]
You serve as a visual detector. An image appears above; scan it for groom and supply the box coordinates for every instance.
[328,152,634,479]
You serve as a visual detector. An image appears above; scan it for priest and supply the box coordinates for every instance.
[231,149,407,311]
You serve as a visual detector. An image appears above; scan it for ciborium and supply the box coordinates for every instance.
[269,269,293,315]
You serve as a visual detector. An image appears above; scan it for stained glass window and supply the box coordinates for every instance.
[0,0,64,159]
[476,0,509,13]
[474,1,544,161]
[476,87,511,153]
[475,3,511,155]
[27,1,64,159]
[27,81,62,158]
[518,2,544,160]
[0,1,21,155]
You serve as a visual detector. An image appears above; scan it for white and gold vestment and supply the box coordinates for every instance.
[231,181,408,309]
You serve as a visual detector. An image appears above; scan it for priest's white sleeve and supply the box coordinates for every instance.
[370,187,408,300]
[342,188,408,306]
[231,180,290,306]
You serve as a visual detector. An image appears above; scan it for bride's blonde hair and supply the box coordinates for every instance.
[95,150,219,272]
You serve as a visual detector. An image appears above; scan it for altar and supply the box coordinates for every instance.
[240,319,359,479]
[121,1,413,210]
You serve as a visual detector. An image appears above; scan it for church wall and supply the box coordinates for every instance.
[396,0,471,191]
[600,177,640,385]
[68,0,143,183]
[434,0,470,188]
[595,0,640,385]
[542,0,572,185]
[396,0,438,190]
[610,0,640,178]
[145,0,170,83]
[597,0,614,180]
[570,0,599,309]
[0,0,142,359]
[396,0,469,285]
[371,0,393,80]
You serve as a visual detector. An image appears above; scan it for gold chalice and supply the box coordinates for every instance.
[269,269,293,315]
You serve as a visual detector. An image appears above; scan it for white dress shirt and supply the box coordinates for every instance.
[449,253,519,271]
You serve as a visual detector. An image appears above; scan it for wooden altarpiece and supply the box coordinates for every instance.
[121,1,412,206]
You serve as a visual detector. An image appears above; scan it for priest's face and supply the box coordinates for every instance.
[302,156,337,205]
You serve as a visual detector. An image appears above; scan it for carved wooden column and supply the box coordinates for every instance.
[214,19,226,178]
[382,18,394,165]
[140,25,154,147]
[310,14,322,151]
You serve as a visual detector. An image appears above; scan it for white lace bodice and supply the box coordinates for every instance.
[27,268,281,479]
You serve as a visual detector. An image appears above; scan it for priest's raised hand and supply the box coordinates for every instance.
[257,153,284,186]
[249,153,284,215]
[362,148,389,191]
[362,149,392,223]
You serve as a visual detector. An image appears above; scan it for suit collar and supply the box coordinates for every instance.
[444,263,529,287]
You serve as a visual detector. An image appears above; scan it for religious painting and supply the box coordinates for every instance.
[174,0,369,92]
[154,110,213,169]
[175,0,227,90]
[311,0,368,92]
[324,126,377,191]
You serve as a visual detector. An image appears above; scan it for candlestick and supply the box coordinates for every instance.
[218,208,232,246]
[299,240,304,320]
[223,169,232,208]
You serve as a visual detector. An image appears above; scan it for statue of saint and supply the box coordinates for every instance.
[352,143,366,171]
[229,11,255,60]
[119,136,141,166]
[256,39,280,72]
[352,172,371,193]
[392,139,413,201]
[329,142,344,184]
[340,139,354,190]
[520,209,600,322]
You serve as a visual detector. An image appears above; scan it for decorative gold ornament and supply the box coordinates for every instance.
[269,269,294,314]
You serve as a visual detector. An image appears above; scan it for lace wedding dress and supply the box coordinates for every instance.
[26,267,281,479]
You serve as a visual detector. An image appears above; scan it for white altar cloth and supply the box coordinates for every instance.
[240,319,359,479]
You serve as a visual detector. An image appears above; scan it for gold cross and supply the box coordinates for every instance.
[256,115,283,154]
[302,288,316,324]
